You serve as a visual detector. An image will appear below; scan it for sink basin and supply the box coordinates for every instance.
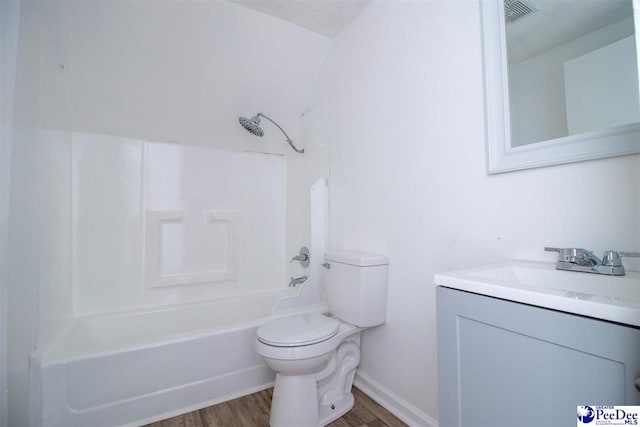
[434,260,640,327]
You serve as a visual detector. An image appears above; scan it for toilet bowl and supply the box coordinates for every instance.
[254,250,389,427]
[255,313,362,427]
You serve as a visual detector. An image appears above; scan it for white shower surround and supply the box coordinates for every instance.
[69,132,287,315]
[9,1,333,425]
[31,130,331,425]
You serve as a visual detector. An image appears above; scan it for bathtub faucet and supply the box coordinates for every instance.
[289,275,308,287]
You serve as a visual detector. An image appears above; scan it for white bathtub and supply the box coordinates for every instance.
[32,288,324,427]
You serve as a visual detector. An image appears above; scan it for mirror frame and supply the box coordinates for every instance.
[480,0,640,174]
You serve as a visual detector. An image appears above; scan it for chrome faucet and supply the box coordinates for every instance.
[290,247,310,268]
[288,275,308,287]
[545,247,640,276]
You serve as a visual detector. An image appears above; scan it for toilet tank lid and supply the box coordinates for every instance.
[324,250,388,266]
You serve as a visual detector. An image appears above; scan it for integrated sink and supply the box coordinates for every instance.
[434,260,640,327]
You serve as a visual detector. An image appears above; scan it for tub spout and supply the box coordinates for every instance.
[288,275,307,287]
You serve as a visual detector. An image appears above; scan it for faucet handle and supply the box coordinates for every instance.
[601,250,622,267]
[544,247,567,259]
[290,247,310,268]
[602,251,640,266]
[619,251,640,258]
[545,247,595,265]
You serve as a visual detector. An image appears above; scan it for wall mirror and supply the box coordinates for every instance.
[481,0,640,174]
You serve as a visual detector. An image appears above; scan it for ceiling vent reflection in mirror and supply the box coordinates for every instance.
[504,0,538,23]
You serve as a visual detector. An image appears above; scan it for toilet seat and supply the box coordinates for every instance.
[257,313,339,347]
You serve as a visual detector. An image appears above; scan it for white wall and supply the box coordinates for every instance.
[509,16,635,146]
[0,2,21,426]
[320,1,640,423]
[31,0,332,320]
[46,0,330,154]
[7,1,50,424]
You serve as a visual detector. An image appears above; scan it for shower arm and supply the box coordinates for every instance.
[257,113,304,154]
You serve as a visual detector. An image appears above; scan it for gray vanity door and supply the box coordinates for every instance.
[436,286,640,427]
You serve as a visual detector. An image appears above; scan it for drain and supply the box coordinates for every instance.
[330,404,335,410]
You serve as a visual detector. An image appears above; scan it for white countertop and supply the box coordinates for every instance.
[434,260,640,327]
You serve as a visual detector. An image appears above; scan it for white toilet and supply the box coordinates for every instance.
[254,250,389,427]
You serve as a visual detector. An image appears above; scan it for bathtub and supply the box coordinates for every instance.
[32,287,325,427]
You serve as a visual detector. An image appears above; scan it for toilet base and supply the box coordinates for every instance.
[270,373,319,427]
[256,328,364,427]
[269,379,356,427]
[318,392,355,426]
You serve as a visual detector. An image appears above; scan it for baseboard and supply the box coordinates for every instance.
[353,371,438,427]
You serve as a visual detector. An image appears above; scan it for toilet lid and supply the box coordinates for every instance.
[257,313,339,347]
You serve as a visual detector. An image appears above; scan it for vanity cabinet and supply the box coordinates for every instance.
[436,286,640,427]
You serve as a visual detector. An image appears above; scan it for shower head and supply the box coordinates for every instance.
[238,112,304,154]
[238,115,264,137]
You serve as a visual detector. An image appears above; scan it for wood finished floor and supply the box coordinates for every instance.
[145,387,407,427]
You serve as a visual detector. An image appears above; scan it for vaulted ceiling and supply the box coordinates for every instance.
[230,0,371,38]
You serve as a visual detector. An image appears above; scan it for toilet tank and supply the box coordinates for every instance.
[324,250,389,327]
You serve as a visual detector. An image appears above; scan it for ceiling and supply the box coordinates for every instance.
[506,0,634,63]
[231,0,634,58]
[230,0,371,38]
